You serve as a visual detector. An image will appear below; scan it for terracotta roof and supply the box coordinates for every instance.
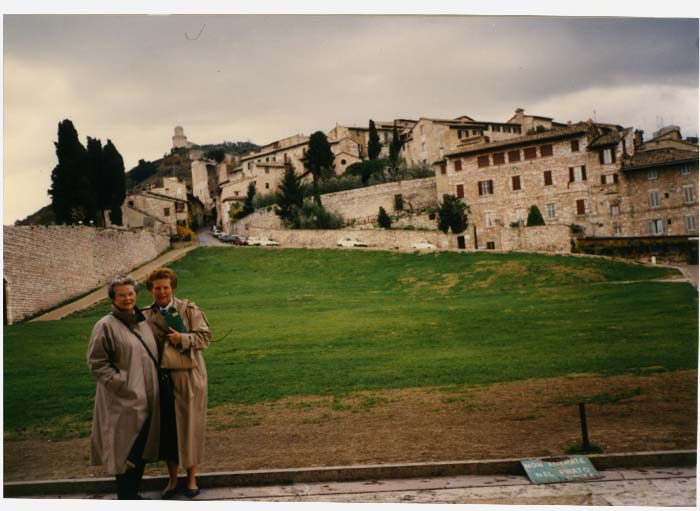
[622,148,699,171]
[442,123,591,159]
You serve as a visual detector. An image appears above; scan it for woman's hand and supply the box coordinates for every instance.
[167,327,182,346]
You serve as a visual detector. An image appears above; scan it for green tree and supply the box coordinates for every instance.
[103,139,126,225]
[377,206,392,229]
[437,195,469,234]
[388,123,403,180]
[48,119,88,224]
[526,205,546,226]
[205,148,226,163]
[345,159,386,184]
[241,181,257,217]
[304,131,335,206]
[127,159,158,187]
[368,120,382,160]
[86,136,106,226]
[275,162,305,225]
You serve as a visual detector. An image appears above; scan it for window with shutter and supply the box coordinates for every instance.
[546,203,556,219]
[683,185,694,203]
[508,150,520,162]
[544,170,553,186]
[571,139,580,152]
[478,180,493,196]
[524,147,537,160]
[512,175,521,191]
[454,159,462,171]
[164,207,170,217]
[440,162,447,175]
[456,184,464,198]
[477,155,490,167]
[540,144,553,157]
[649,191,660,208]
[576,199,586,215]
[493,153,505,165]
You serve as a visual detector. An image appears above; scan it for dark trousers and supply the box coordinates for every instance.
[115,417,151,500]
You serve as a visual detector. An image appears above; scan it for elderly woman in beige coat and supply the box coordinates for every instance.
[143,267,211,499]
[87,276,160,500]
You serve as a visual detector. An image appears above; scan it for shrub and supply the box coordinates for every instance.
[526,205,545,227]
[377,207,392,229]
[290,199,344,229]
[172,225,195,242]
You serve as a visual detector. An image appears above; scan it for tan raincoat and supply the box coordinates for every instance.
[87,308,160,475]
[144,297,211,468]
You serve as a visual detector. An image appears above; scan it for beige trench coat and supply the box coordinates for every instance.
[144,297,211,468]
[87,311,160,475]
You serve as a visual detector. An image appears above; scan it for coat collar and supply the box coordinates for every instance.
[111,303,146,328]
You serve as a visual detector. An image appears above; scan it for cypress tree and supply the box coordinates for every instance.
[368,120,382,160]
[304,131,335,206]
[275,162,304,225]
[48,119,88,225]
[86,136,105,226]
[241,181,257,217]
[388,123,403,180]
[103,139,126,225]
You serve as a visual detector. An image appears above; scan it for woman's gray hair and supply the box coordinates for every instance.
[108,276,139,300]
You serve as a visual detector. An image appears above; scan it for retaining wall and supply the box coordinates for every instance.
[3,226,169,323]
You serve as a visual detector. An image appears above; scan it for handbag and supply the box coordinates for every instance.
[159,306,196,370]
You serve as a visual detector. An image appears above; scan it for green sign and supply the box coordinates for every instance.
[521,455,601,484]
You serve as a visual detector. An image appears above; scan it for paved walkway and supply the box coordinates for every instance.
[31,245,197,322]
[27,467,697,505]
[674,263,699,289]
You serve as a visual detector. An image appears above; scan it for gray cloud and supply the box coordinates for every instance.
[4,15,698,222]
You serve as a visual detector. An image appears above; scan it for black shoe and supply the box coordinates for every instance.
[135,494,151,500]
[184,488,201,498]
[161,487,179,500]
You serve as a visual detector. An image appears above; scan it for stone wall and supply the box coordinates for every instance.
[3,226,169,324]
[500,224,572,253]
[233,178,438,235]
[246,226,452,251]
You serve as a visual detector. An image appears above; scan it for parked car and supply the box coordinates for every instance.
[231,235,248,246]
[259,237,280,247]
[411,240,436,250]
[247,236,262,246]
[337,237,368,248]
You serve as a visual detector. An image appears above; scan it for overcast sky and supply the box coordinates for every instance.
[3,14,699,223]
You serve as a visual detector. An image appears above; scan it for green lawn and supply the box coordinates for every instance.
[4,248,698,437]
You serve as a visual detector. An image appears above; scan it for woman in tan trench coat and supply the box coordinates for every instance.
[87,276,160,500]
[143,267,211,499]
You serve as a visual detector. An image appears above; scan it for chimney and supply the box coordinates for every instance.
[634,129,644,148]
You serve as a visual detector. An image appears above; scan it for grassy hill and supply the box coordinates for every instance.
[3,249,697,438]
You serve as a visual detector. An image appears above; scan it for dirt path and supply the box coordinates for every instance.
[4,370,696,482]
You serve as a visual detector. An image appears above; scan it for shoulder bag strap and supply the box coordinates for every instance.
[111,313,160,370]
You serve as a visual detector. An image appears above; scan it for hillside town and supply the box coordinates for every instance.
[118,108,698,254]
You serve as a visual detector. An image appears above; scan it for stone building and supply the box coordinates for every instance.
[621,128,699,236]
[401,113,528,169]
[327,119,417,159]
[124,177,201,235]
[434,120,698,250]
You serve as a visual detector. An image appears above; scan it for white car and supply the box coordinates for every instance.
[248,236,280,247]
[337,237,368,248]
[411,240,436,250]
